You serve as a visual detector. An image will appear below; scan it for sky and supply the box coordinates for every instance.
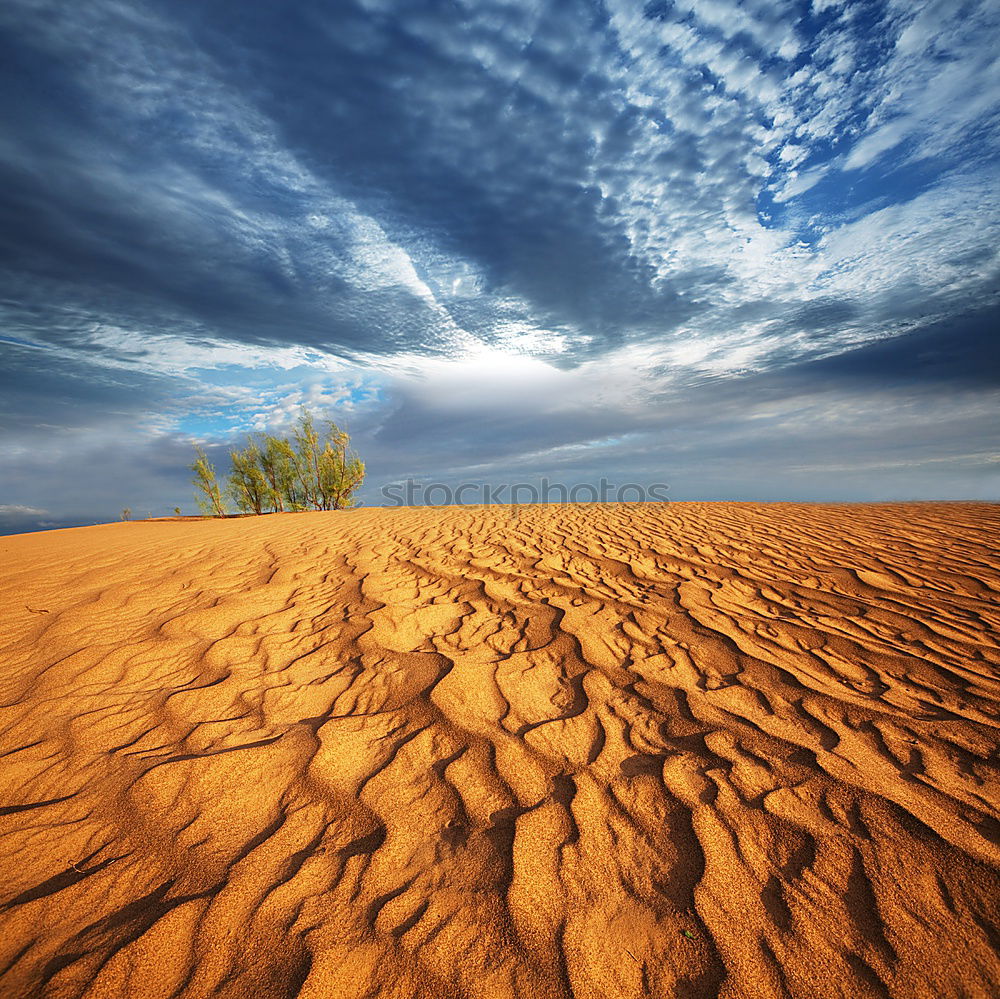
[1,0,998,532]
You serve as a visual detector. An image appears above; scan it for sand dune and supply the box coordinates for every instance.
[0,502,998,998]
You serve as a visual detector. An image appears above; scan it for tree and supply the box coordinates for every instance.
[292,410,322,511]
[191,446,226,517]
[318,423,365,510]
[259,435,297,512]
[290,410,365,511]
[228,439,269,515]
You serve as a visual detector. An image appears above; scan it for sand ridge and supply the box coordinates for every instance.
[0,502,998,998]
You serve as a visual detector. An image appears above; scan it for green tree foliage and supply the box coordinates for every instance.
[286,410,366,512]
[291,410,322,511]
[317,423,365,511]
[259,435,297,512]
[192,410,364,517]
[191,446,227,517]
[228,439,269,514]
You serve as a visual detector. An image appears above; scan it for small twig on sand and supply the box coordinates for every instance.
[624,949,640,963]
[25,605,50,614]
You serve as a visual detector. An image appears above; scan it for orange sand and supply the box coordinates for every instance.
[0,502,998,998]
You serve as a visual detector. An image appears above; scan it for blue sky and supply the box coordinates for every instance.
[1,0,998,531]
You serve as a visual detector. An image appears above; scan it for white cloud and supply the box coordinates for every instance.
[813,171,1000,303]
[772,166,827,203]
[843,116,912,170]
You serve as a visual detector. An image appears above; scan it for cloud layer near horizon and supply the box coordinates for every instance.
[1,0,998,530]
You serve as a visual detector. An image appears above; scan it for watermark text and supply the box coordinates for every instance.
[380,477,669,506]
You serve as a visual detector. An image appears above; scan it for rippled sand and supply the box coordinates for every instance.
[0,503,998,998]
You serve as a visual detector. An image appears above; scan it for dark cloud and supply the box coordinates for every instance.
[790,306,1000,387]
[0,343,173,431]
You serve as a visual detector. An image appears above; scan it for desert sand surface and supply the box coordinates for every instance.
[0,502,998,999]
